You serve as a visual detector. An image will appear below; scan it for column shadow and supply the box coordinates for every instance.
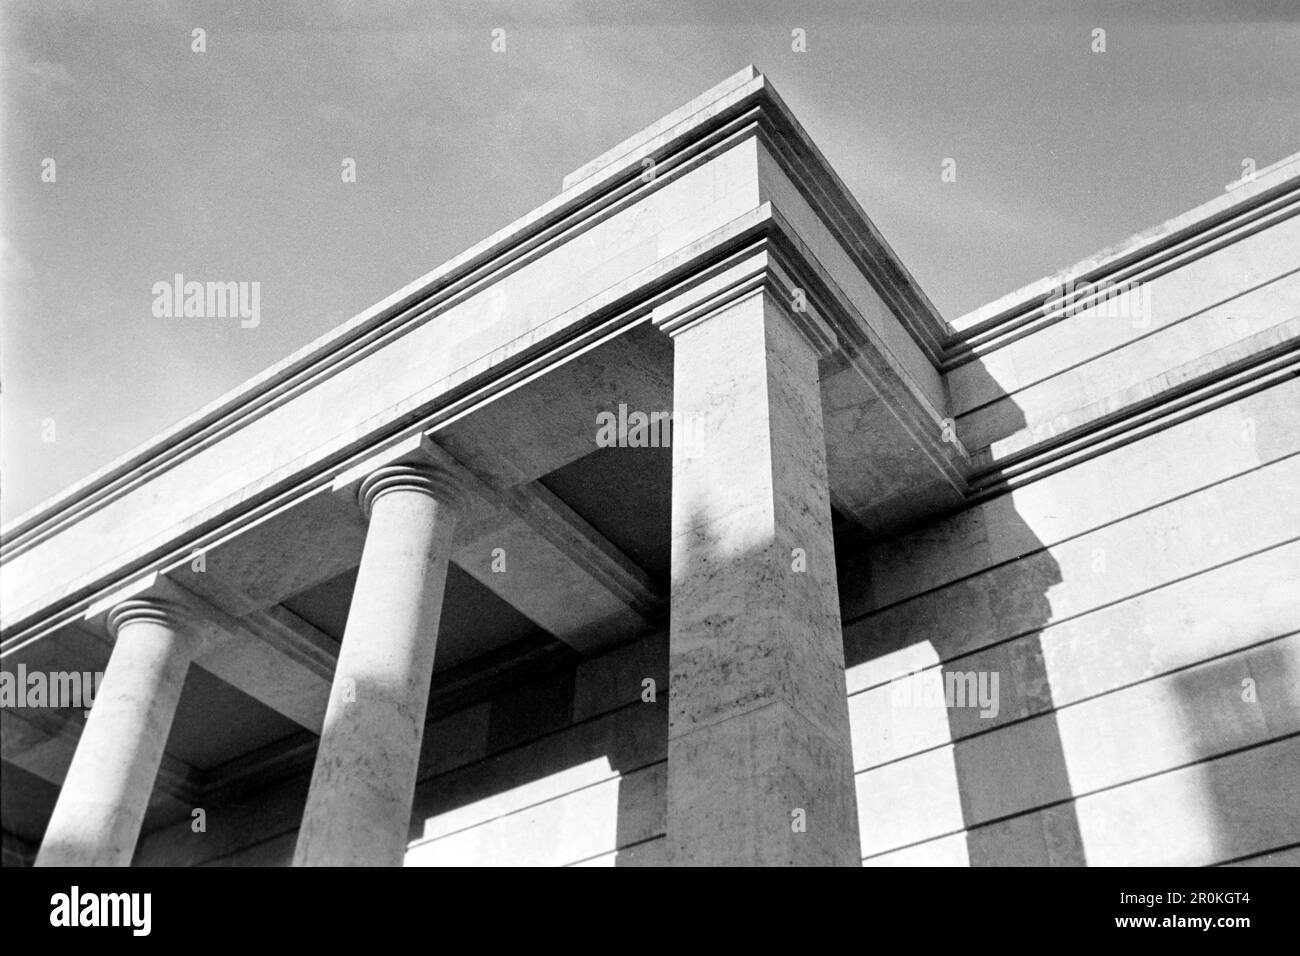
[839,354,1081,866]
[1167,638,1299,867]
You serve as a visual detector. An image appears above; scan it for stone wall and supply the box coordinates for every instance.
[842,194,1300,865]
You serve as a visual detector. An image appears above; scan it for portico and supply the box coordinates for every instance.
[2,66,968,867]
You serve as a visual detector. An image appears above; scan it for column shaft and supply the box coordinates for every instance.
[664,291,861,865]
[36,600,197,867]
[293,466,459,866]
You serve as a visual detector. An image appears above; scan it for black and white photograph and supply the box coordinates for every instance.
[1,0,1296,929]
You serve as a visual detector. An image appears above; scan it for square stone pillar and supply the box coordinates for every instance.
[654,255,861,866]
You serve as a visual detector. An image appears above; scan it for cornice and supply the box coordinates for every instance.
[0,205,764,646]
[1,66,947,564]
[966,330,1300,502]
[1,195,937,645]
[943,156,1300,368]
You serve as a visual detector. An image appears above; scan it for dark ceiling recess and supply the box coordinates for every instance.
[281,562,550,673]
[539,444,672,586]
[167,665,304,770]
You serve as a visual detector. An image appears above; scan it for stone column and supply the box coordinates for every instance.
[36,598,199,867]
[657,283,861,866]
[294,463,463,867]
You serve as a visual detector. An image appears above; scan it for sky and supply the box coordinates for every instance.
[2,0,1298,523]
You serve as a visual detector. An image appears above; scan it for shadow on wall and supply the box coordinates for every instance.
[400,454,676,867]
[153,643,670,868]
[404,403,860,867]
[840,355,1080,866]
[1168,639,1300,867]
[404,642,670,867]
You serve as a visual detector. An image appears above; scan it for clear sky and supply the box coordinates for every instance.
[2,0,1297,523]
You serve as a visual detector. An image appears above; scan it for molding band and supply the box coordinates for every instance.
[358,463,466,521]
[105,598,189,640]
[650,238,838,360]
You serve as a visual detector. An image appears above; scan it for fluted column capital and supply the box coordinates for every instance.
[357,462,467,522]
[105,597,190,640]
[38,592,199,866]
[297,455,462,866]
